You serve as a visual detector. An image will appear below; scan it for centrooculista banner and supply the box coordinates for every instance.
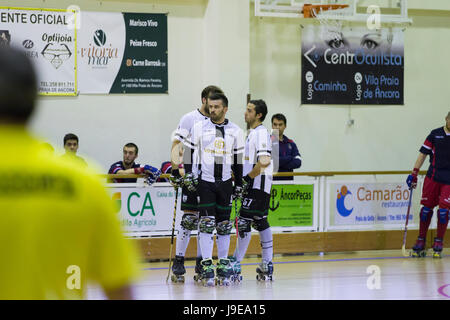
[0,7,77,95]
[301,25,404,105]
[78,11,167,94]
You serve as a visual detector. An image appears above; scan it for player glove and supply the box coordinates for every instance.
[169,169,183,189]
[233,186,244,201]
[241,175,252,196]
[143,165,162,186]
[183,172,198,192]
[406,168,419,189]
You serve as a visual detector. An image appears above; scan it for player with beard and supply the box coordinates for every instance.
[230,99,274,282]
[169,86,224,282]
[182,92,244,286]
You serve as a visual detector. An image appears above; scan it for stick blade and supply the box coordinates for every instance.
[402,244,409,257]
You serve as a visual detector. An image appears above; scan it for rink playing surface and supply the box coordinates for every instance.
[87,249,450,300]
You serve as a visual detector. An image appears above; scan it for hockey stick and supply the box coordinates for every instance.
[166,187,179,282]
[235,198,239,237]
[401,187,414,257]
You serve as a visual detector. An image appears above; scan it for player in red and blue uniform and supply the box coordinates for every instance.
[407,111,450,258]
[271,114,302,181]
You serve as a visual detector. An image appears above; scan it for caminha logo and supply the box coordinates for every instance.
[80,29,119,67]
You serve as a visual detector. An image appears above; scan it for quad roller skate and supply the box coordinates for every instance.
[170,255,186,283]
[432,237,443,259]
[215,258,233,286]
[193,257,203,282]
[411,237,426,258]
[200,258,216,287]
[256,261,273,281]
[228,256,243,283]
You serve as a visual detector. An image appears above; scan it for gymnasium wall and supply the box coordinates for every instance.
[2,0,249,173]
[2,0,449,175]
[250,0,450,173]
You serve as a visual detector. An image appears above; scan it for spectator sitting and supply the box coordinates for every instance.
[156,161,184,182]
[108,143,159,183]
[60,133,87,167]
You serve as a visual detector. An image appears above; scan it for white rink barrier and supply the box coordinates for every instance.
[106,173,426,237]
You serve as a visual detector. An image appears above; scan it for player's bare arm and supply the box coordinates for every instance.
[247,155,271,179]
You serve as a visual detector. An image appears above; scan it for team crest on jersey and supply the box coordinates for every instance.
[214,138,225,149]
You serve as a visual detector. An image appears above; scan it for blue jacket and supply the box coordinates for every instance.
[274,135,302,181]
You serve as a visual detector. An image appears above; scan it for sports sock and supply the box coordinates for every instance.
[175,228,191,257]
[234,232,251,262]
[259,228,273,263]
[436,208,449,239]
[199,232,214,260]
[419,207,433,239]
[196,234,202,258]
[216,234,231,259]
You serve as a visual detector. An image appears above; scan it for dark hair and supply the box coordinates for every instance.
[208,92,228,107]
[64,133,79,145]
[0,46,37,122]
[201,85,223,100]
[124,142,139,155]
[249,99,268,122]
[271,113,287,126]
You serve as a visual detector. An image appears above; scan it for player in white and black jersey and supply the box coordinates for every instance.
[169,85,223,282]
[183,92,245,286]
[231,99,274,282]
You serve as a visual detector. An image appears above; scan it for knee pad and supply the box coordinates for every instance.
[236,217,252,238]
[420,206,433,222]
[252,217,270,232]
[180,213,199,231]
[438,208,449,224]
[199,216,215,234]
[216,220,233,235]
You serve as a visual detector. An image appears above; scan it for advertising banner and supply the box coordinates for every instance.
[112,183,315,234]
[78,11,168,94]
[111,186,180,233]
[301,25,404,105]
[329,182,419,227]
[0,7,77,95]
[267,184,314,227]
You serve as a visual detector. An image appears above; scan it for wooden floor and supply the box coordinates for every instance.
[87,249,450,300]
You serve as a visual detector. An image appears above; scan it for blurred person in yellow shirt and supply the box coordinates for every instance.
[0,46,140,300]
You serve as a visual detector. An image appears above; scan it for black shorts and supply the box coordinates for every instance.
[180,186,199,212]
[239,188,271,220]
[197,179,233,221]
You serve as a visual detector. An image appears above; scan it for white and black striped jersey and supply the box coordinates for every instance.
[244,124,273,194]
[173,109,208,176]
[185,118,244,183]
[173,109,208,145]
